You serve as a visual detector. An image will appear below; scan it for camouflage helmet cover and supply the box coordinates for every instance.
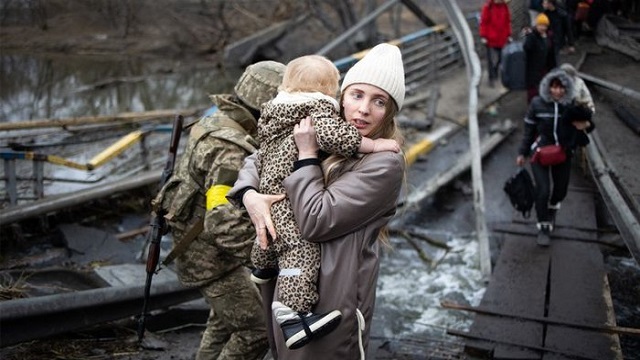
[234,60,285,111]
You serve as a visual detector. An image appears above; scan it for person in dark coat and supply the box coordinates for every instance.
[479,0,512,87]
[529,0,544,25]
[516,69,595,246]
[523,13,556,103]
[543,0,575,63]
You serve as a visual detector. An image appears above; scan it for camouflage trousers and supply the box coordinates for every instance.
[196,266,269,360]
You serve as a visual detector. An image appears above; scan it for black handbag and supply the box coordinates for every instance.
[503,168,535,218]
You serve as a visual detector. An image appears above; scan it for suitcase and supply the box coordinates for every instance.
[500,40,526,90]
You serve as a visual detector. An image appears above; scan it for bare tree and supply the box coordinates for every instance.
[93,0,141,38]
[25,0,48,30]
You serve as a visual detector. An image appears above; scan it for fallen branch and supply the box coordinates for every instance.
[116,226,150,242]
[447,328,601,360]
[390,227,450,249]
[396,230,434,265]
[441,300,640,337]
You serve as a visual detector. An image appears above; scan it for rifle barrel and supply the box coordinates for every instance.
[137,114,185,343]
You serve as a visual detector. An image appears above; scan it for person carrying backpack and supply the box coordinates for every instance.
[152,60,285,360]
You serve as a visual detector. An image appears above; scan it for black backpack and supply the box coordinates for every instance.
[503,168,535,218]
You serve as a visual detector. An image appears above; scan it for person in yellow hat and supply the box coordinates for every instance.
[536,12,550,26]
[523,12,556,103]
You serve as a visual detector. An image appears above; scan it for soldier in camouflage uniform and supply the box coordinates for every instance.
[153,60,285,360]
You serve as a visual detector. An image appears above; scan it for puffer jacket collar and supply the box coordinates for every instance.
[538,69,575,105]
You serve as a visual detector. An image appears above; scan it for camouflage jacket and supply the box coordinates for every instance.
[154,94,259,289]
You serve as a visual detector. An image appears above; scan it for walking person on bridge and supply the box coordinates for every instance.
[516,69,595,246]
[524,13,556,103]
[228,43,406,360]
[479,0,512,87]
[152,61,285,360]
[543,0,576,63]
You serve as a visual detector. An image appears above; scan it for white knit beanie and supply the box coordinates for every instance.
[340,43,406,110]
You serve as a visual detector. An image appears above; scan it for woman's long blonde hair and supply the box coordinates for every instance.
[321,88,405,246]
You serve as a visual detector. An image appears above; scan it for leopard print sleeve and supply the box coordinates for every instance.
[311,99,362,157]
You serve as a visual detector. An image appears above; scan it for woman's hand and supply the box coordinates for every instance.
[294,117,319,159]
[242,189,285,250]
[516,155,526,166]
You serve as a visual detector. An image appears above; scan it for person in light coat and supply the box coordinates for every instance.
[228,43,406,360]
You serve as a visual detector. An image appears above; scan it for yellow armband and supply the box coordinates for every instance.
[206,184,231,210]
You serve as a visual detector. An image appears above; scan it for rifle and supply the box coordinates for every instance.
[137,114,184,343]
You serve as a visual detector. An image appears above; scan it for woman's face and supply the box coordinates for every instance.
[549,82,566,101]
[341,83,390,137]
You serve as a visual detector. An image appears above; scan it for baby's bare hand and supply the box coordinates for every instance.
[373,138,401,153]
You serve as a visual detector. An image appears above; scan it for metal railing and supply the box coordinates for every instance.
[0,125,174,206]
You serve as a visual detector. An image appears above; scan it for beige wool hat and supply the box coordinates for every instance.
[340,43,406,110]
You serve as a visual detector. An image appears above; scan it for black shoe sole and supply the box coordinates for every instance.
[250,273,275,284]
[285,311,342,350]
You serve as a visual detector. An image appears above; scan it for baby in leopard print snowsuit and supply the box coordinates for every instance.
[253,54,399,346]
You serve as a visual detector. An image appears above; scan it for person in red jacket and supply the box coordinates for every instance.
[479,0,512,87]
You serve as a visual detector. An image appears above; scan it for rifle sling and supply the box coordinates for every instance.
[161,218,205,267]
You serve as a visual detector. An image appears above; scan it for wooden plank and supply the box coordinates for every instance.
[553,189,596,230]
[543,187,621,359]
[465,236,548,359]
[545,240,622,360]
[492,222,601,244]
[442,301,640,336]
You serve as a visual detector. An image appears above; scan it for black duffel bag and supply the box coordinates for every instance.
[503,167,535,218]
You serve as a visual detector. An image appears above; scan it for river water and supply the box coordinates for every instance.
[0,53,231,123]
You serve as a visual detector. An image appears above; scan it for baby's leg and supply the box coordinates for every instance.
[276,237,321,313]
[250,242,279,284]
